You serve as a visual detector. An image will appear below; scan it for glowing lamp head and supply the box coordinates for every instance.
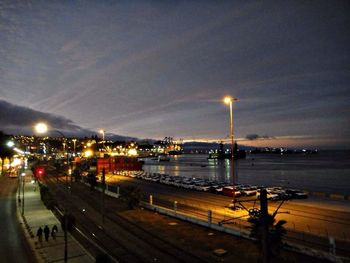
[99,129,105,134]
[35,122,48,134]
[223,96,238,105]
[223,97,232,104]
[7,141,15,147]
[84,150,93,157]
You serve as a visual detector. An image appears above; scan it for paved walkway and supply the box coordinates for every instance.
[17,170,94,263]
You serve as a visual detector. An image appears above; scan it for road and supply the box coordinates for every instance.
[0,176,35,263]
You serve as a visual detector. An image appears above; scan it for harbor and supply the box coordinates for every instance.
[141,151,350,196]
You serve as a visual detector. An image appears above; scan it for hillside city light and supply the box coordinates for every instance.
[34,122,48,134]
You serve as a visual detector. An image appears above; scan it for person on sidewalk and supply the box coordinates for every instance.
[44,225,50,242]
[36,227,43,243]
[51,225,58,240]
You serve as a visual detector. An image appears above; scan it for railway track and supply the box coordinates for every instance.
[44,176,209,263]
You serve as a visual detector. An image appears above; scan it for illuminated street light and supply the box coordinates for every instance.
[34,122,48,134]
[99,129,105,141]
[99,129,105,152]
[72,139,77,156]
[7,141,15,148]
[223,96,238,208]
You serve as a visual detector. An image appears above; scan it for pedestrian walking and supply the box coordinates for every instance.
[44,225,50,242]
[51,225,58,240]
[36,227,43,243]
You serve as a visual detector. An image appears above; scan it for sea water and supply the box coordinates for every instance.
[142,151,350,195]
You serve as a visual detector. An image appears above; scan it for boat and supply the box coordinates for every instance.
[168,150,183,155]
[208,142,246,160]
[158,154,170,162]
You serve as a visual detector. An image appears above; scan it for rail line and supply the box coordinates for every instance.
[44,176,209,263]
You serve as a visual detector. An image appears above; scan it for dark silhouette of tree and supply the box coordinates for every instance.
[248,213,287,260]
[87,172,97,190]
[120,185,142,209]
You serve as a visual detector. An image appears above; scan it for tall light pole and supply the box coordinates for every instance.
[99,129,105,151]
[34,122,69,262]
[223,96,238,208]
[21,172,25,215]
[72,139,77,156]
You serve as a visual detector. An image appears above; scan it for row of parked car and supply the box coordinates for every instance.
[115,170,308,200]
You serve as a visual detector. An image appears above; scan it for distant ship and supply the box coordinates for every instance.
[168,150,183,155]
[158,154,171,161]
[250,147,318,154]
[161,137,183,155]
[208,142,246,160]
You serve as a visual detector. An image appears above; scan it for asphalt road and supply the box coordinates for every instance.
[0,176,35,263]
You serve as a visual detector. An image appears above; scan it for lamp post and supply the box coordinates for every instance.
[223,96,238,208]
[7,141,27,213]
[34,122,69,262]
[21,172,25,215]
[72,139,77,156]
[99,129,105,153]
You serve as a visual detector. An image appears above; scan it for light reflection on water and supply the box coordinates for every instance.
[142,151,350,195]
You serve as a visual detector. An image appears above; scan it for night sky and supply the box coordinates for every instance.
[0,1,349,149]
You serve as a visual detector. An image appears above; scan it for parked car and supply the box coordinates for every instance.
[286,189,308,199]
[256,189,279,200]
[222,186,242,197]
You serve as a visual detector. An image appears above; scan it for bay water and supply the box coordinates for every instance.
[142,151,350,195]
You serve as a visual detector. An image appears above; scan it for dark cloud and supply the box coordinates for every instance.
[245,134,274,141]
[0,99,90,136]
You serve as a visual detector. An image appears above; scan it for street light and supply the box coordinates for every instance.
[7,140,26,213]
[34,122,69,262]
[21,172,25,215]
[34,122,48,134]
[223,96,238,209]
[99,129,105,152]
[72,139,77,156]
[35,123,69,175]
[99,129,105,142]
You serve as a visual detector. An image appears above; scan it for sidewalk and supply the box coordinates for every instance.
[17,170,94,263]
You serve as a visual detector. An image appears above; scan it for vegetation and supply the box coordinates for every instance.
[87,172,97,190]
[248,212,287,260]
[120,185,142,209]
[39,183,58,210]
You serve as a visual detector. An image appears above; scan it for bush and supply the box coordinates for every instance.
[120,185,142,209]
[39,184,57,210]
[39,184,49,201]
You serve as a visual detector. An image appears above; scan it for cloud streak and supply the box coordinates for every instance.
[245,134,275,141]
[0,1,349,148]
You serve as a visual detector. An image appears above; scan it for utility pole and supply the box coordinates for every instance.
[102,168,106,225]
[260,189,269,263]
